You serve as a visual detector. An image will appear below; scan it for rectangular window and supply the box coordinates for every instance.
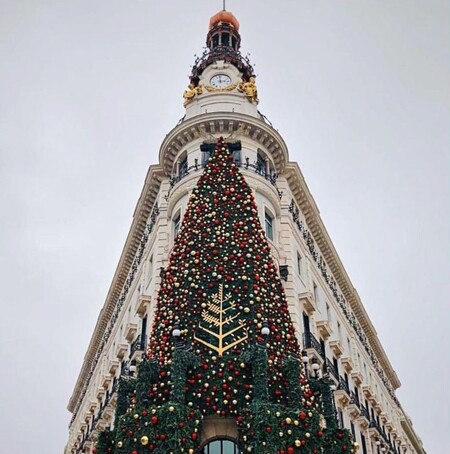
[338,409,344,428]
[313,282,319,302]
[361,434,368,454]
[297,252,303,276]
[201,151,210,166]
[233,149,241,165]
[264,211,273,241]
[147,254,153,282]
[179,157,188,177]
[173,214,181,238]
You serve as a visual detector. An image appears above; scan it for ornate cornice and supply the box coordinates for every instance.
[67,165,164,417]
[284,162,401,391]
[158,113,288,177]
[400,416,426,454]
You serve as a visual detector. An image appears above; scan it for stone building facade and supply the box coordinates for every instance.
[66,10,425,454]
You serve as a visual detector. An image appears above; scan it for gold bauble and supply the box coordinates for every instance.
[117,441,123,448]
[295,440,301,447]
[140,436,149,446]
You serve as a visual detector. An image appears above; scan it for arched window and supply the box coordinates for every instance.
[202,438,240,454]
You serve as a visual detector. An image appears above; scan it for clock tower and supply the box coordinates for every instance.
[183,9,259,119]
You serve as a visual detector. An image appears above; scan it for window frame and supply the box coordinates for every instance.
[264,209,274,241]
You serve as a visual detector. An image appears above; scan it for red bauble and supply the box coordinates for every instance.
[151,416,158,424]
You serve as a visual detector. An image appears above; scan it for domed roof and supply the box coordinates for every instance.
[209,10,240,31]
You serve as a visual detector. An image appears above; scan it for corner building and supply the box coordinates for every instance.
[66,10,425,454]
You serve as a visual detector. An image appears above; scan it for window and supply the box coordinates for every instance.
[202,439,240,454]
[333,356,340,376]
[221,32,230,47]
[297,252,303,276]
[264,211,274,241]
[147,254,153,282]
[313,282,319,302]
[256,151,266,174]
[173,213,181,238]
[338,408,344,428]
[361,434,368,454]
[179,156,188,177]
[233,149,241,165]
[202,150,211,166]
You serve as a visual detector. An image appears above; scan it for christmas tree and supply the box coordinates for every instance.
[95,137,357,454]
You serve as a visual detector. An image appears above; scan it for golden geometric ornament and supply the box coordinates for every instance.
[194,284,248,356]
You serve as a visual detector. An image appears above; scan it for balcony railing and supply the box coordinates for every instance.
[360,406,370,421]
[324,358,339,381]
[167,157,281,199]
[303,331,324,359]
[130,335,146,358]
[339,376,350,395]
[350,391,361,408]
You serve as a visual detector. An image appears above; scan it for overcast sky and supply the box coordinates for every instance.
[0,1,448,453]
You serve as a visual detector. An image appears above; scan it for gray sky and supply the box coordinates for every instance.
[0,1,448,452]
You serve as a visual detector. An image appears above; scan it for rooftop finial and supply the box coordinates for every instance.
[223,0,226,11]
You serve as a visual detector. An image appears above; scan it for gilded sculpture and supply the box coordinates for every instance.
[238,76,258,103]
[183,83,203,104]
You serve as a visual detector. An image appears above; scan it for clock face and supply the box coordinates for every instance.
[210,74,232,88]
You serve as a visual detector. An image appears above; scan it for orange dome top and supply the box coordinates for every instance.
[209,10,240,31]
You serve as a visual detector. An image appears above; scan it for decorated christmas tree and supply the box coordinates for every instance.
[95,138,357,453]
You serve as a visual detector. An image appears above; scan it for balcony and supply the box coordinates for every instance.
[329,339,344,357]
[380,412,388,424]
[125,322,138,342]
[340,356,354,372]
[385,420,393,431]
[347,391,362,418]
[130,335,146,361]
[115,342,128,360]
[303,331,324,361]
[102,375,112,389]
[109,360,120,375]
[324,358,339,384]
[96,388,105,400]
[88,400,97,412]
[351,370,363,385]
[334,375,351,405]
[316,320,333,339]
[373,398,382,413]
[299,292,316,314]
[136,294,151,316]
[356,406,370,429]
[362,383,373,399]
